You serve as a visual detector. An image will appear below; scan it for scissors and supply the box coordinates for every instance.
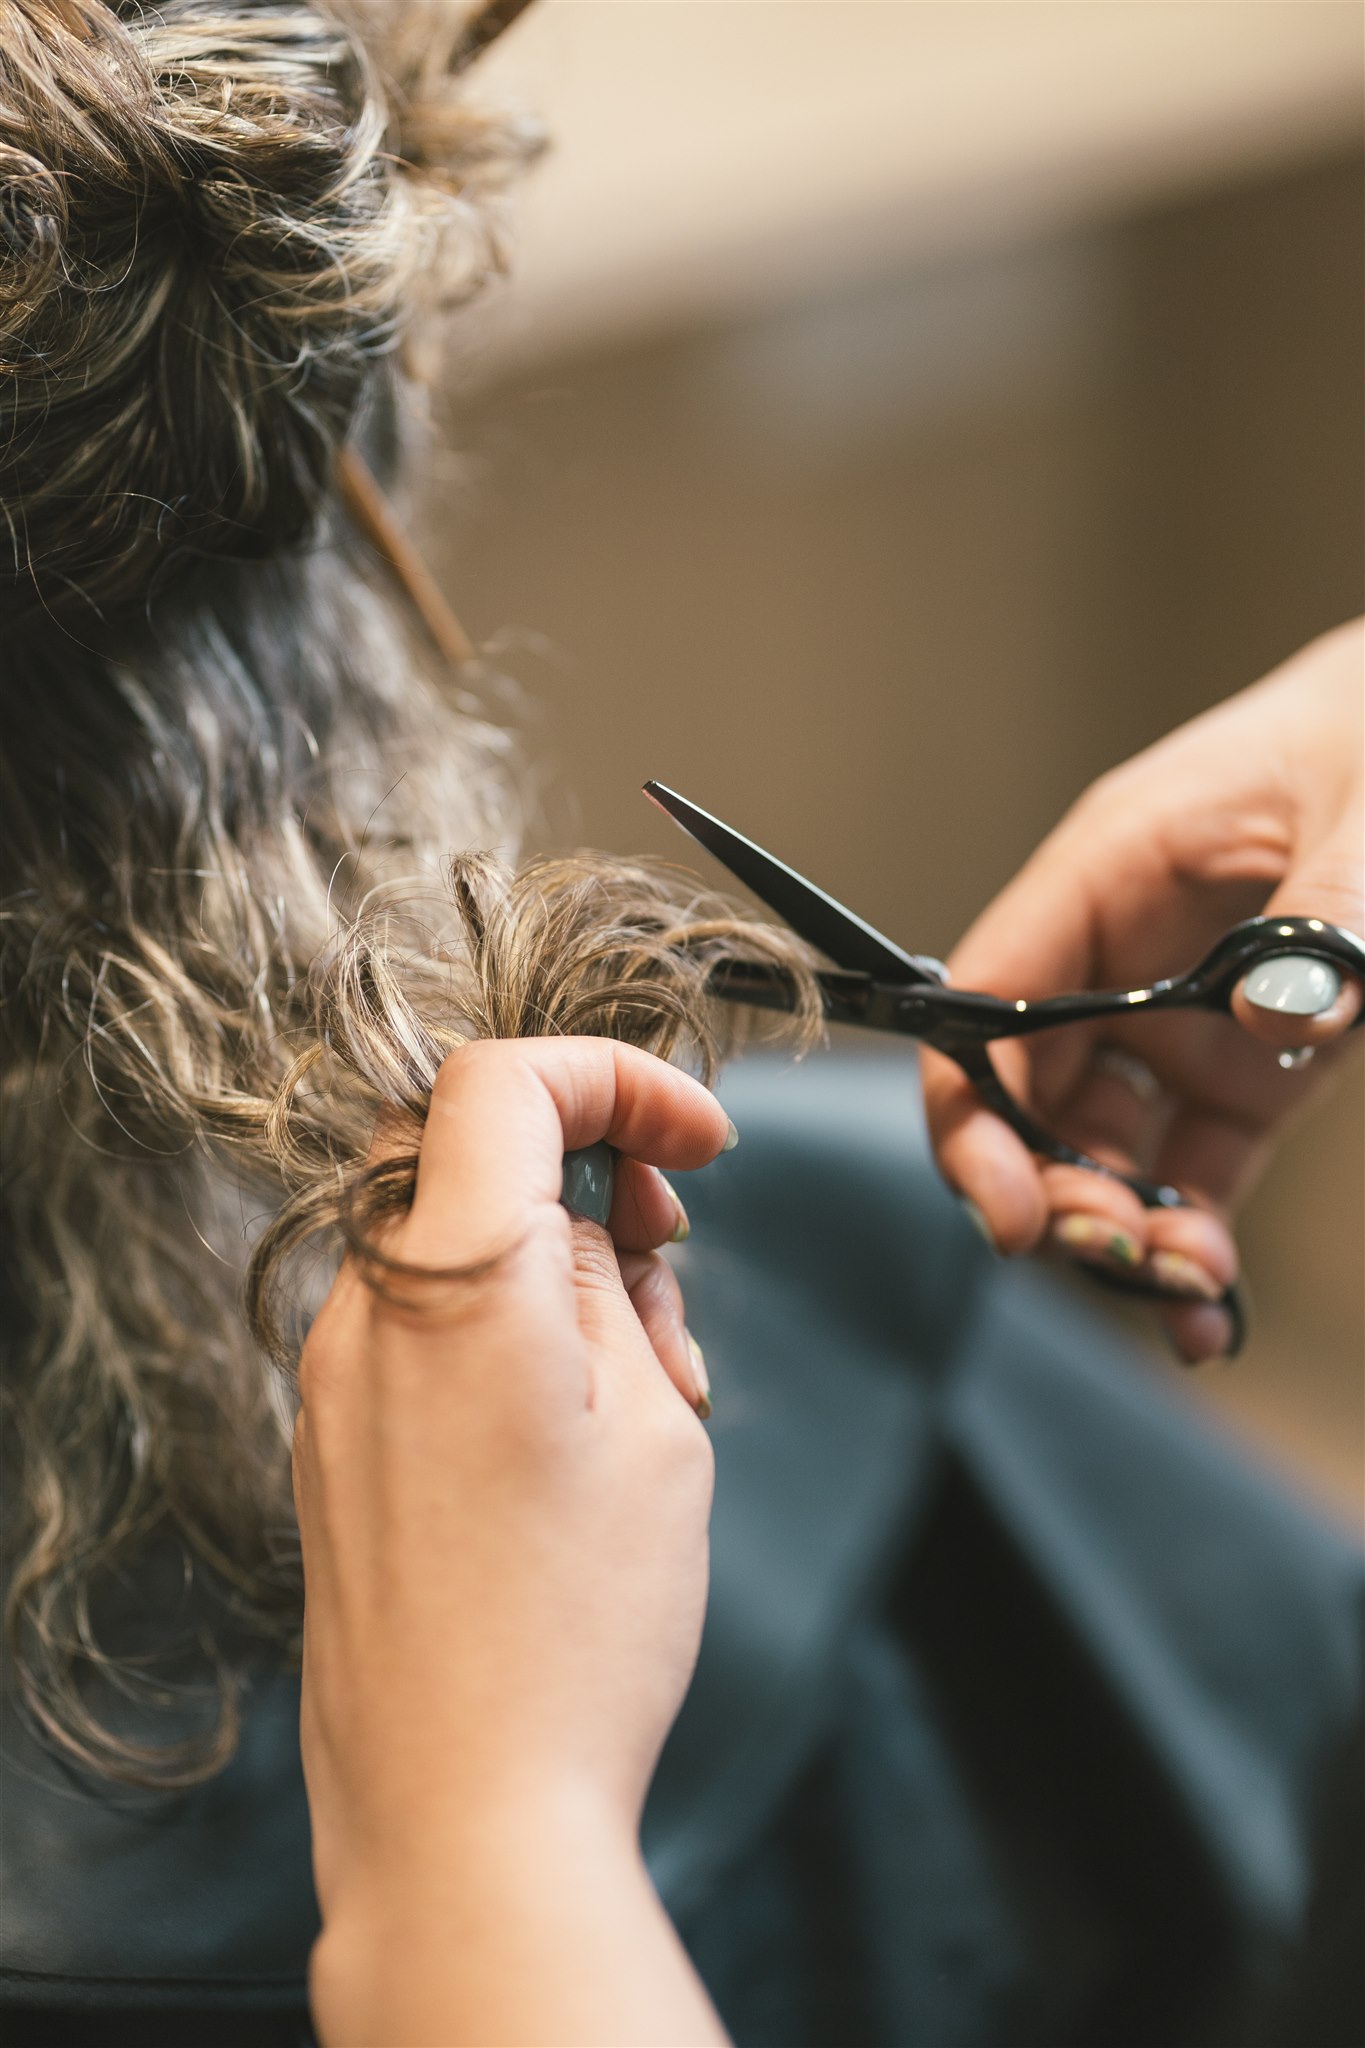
[634,780,1365,1356]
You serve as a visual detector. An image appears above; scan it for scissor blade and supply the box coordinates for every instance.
[644,781,927,983]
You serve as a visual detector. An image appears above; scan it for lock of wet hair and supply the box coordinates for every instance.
[0,0,820,1785]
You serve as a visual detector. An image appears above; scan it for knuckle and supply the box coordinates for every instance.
[430,1034,554,1111]
[1068,761,1136,832]
[430,1035,497,1100]
[1070,766,1113,814]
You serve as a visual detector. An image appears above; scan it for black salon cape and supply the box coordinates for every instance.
[2,1054,1361,2047]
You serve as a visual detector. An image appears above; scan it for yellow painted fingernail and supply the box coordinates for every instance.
[1052,1213,1143,1269]
[1148,1249,1225,1302]
[667,1180,690,1243]
[688,1333,712,1419]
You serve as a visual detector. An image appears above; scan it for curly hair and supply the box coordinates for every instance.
[0,0,819,1786]
[2,0,535,627]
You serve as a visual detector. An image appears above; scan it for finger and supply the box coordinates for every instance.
[1232,953,1363,1047]
[617,1249,709,1416]
[1151,1101,1273,1216]
[1038,1045,1172,1271]
[1044,1200,1236,1355]
[566,1217,702,1415]
[1231,828,1365,1048]
[945,805,1107,1000]
[1050,1050,1168,1175]
[1039,1143,1239,1317]
[1143,1201,1239,1300]
[407,1038,731,1268]
[1039,1161,1151,1273]
[921,818,1106,1248]
[608,1159,691,1253]
[920,1047,1051,1254]
[1161,1299,1239,1366]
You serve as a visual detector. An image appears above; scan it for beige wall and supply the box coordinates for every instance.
[423,151,1364,1519]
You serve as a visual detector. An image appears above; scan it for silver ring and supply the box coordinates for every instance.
[1090,1043,1163,1107]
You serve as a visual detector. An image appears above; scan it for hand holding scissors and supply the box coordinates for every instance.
[916,625,1364,1360]
[644,723,1364,1360]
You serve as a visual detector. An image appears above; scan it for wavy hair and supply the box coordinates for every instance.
[1,0,819,1785]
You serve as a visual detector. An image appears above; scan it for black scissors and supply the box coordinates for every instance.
[644,781,1365,1356]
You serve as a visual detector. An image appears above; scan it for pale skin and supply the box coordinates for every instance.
[922,619,1364,1361]
[296,625,1361,2044]
[296,1037,732,2048]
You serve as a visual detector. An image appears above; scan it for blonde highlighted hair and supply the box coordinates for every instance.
[0,0,818,1785]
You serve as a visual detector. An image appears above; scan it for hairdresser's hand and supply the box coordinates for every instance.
[296,1037,730,2048]
[923,620,1363,1363]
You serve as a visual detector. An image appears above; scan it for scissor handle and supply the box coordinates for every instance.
[1153,914,1365,1018]
[707,917,1365,1357]
[924,915,1365,1351]
[916,913,1365,1359]
[900,915,1365,1048]
[711,962,1250,1351]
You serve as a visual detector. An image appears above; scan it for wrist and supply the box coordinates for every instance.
[311,1790,656,2048]
[321,1770,643,1950]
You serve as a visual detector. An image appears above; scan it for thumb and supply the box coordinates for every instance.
[1231,811,1365,1049]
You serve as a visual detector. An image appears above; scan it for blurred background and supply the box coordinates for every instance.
[418,1,1363,1520]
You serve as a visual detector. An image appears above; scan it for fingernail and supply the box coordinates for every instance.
[1243,954,1341,1017]
[1052,1213,1143,1269]
[687,1333,712,1419]
[1166,1304,1235,1366]
[961,1199,997,1252]
[722,1119,739,1153]
[666,1180,690,1244]
[1148,1249,1225,1302]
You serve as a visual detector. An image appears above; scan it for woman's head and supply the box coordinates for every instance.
[0,0,539,1787]
[2,0,534,636]
[0,0,818,1787]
